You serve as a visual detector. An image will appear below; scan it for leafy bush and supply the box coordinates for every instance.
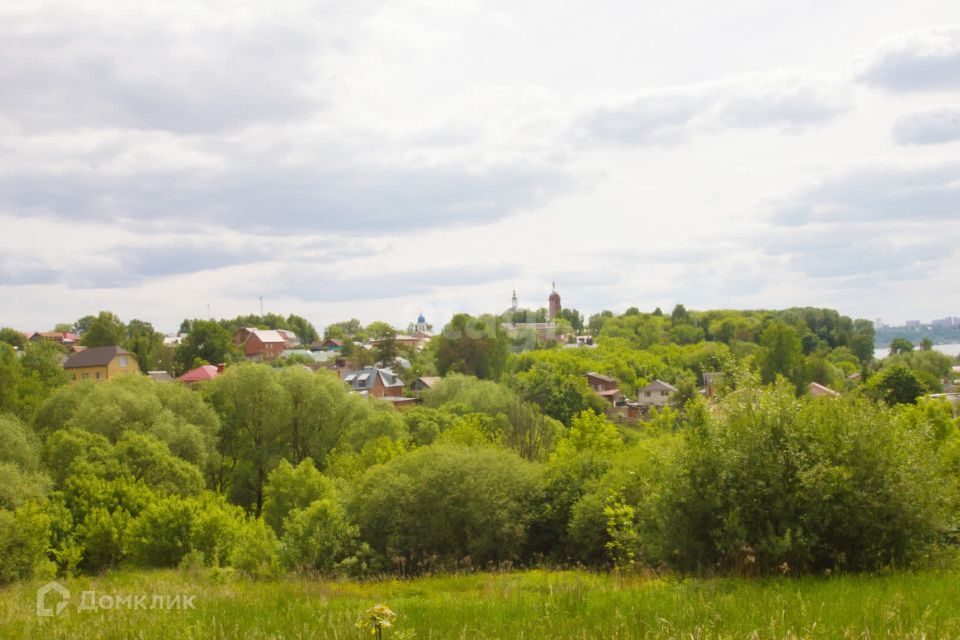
[230,518,282,579]
[281,498,360,573]
[127,497,197,567]
[352,444,541,572]
[0,505,53,584]
[571,384,949,573]
[262,458,335,535]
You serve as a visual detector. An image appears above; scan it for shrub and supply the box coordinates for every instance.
[572,384,949,573]
[352,444,541,572]
[127,497,197,567]
[262,458,335,535]
[230,518,282,578]
[281,498,359,573]
[0,505,53,584]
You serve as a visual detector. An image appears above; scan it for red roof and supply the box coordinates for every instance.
[178,365,221,382]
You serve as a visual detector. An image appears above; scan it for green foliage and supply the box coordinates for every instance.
[352,444,541,571]
[507,361,607,425]
[867,365,928,405]
[124,319,164,371]
[262,458,335,535]
[281,498,360,573]
[80,311,127,347]
[757,320,803,387]
[0,505,53,584]
[436,314,509,380]
[175,319,237,374]
[0,327,26,349]
[205,365,290,513]
[230,518,282,578]
[572,384,947,573]
[890,337,915,355]
[127,496,197,567]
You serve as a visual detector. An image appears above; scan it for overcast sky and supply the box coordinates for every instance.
[2,0,959,333]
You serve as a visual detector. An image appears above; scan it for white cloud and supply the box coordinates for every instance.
[893,107,960,144]
[858,26,960,91]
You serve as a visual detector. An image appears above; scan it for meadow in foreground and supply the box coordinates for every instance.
[3,568,960,640]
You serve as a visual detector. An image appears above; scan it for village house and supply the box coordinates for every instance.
[27,331,81,346]
[411,376,441,394]
[342,366,405,398]
[178,363,225,384]
[233,328,287,361]
[636,379,677,410]
[585,372,620,403]
[63,346,139,382]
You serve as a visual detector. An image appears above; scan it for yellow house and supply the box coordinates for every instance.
[63,346,140,383]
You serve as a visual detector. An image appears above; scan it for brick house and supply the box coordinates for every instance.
[233,328,287,361]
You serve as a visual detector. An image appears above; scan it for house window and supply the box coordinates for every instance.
[645,391,651,397]
[96,372,102,380]
[661,391,668,397]
[82,373,89,380]
[119,356,128,367]
[72,373,76,381]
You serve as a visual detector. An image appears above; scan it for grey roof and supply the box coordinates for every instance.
[342,367,404,392]
[64,346,134,369]
[638,379,677,393]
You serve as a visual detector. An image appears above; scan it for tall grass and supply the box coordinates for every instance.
[2,568,960,639]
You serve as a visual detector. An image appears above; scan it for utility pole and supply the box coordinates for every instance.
[259,296,264,316]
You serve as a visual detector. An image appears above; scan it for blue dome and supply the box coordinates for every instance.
[417,313,426,324]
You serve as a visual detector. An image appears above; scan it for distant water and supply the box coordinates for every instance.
[874,343,960,360]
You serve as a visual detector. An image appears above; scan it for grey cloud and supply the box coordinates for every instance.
[858,26,960,92]
[577,91,705,145]
[0,2,343,133]
[711,80,850,129]
[770,163,960,225]
[0,257,60,286]
[893,108,960,144]
[758,224,952,281]
[577,74,849,146]
[0,159,568,236]
[250,262,518,303]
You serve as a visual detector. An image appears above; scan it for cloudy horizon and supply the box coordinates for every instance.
[2,0,959,333]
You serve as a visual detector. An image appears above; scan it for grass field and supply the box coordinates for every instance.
[3,568,960,639]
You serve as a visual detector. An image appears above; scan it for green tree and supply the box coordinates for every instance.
[352,444,541,571]
[920,337,934,351]
[0,328,26,349]
[757,321,803,387]
[868,365,927,405]
[850,319,875,363]
[73,315,98,335]
[124,319,164,371]
[286,314,319,345]
[374,328,400,369]
[205,365,291,515]
[175,319,235,374]
[889,337,915,355]
[280,498,359,573]
[80,311,127,347]
[436,314,508,380]
[262,458,335,535]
